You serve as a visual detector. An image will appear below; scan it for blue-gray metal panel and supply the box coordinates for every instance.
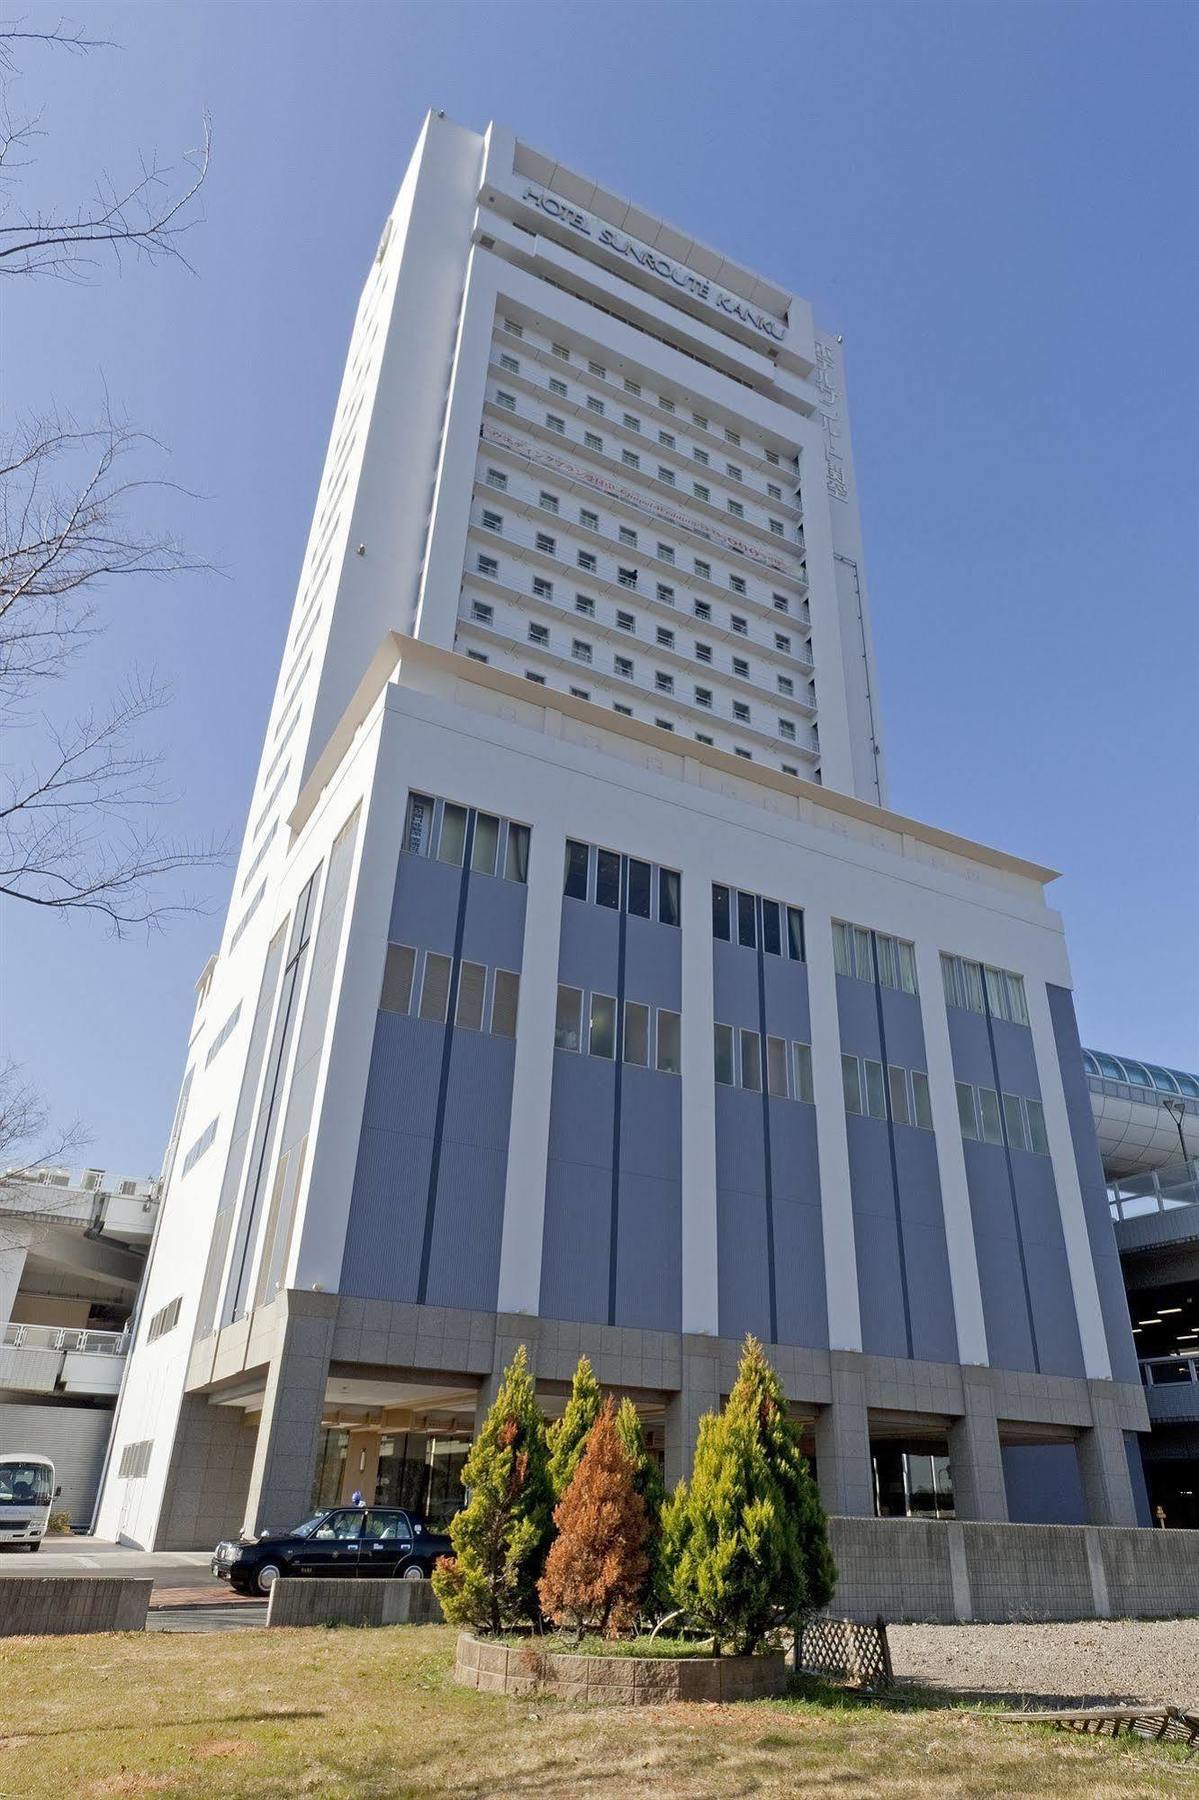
[613,1171,682,1332]
[835,973,882,1060]
[546,1050,616,1170]
[767,1099,826,1348]
[713,938,761,1030]
[442,1031,518,1152]
[991,1016,1041,1099]
[461,869,527,971]
[900,1221,960,1364]
[1046,983,1141,1385]
[1002,1444,1087,1525]
[360,1014,444,1132]
[891,1125,950,1230]
[421,1134,506,1312]
[878,988,927,1071]
[623,915,681,1010]
[716,1183,773,1343]
[619,1064,682,1181]
[540,1157,611,1325]
[761,957,811,1045]
[946,1007,995,1090]
[715,1085,766,1195]
[390,853,462,954]
[847,1119,908,1358]
[557,895,620,993]
[340,1126,432,1301]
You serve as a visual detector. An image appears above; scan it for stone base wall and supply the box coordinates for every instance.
[454,1632,787,1704]
[0,1577,151,1637]
[266,1577,443,1628]
[828,1517,1199,1622]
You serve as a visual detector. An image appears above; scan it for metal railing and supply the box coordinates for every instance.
[2,1322,129,1356]
[1140,1355,1199,1388]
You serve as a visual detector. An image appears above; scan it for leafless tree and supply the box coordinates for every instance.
[0,22,224,932]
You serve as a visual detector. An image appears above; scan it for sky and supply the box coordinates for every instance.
[4,0,1196,1176]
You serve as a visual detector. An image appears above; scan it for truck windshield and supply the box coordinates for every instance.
[0,1464,52,1506]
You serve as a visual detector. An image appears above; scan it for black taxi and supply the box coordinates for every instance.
[212,1505,452,1595]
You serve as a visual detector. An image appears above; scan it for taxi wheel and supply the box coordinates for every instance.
[399,1562,426,1580]
[255,1562,283,1595]
[26,1541,40,1553]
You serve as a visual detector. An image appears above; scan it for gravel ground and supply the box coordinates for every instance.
[889,1618,1198,1708]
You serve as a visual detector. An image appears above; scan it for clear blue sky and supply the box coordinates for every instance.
[5,0,1196,1175]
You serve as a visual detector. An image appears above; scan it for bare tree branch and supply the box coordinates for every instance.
[0,1059,86,1177]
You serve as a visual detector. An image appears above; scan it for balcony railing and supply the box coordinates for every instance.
[2,1322,129,1355]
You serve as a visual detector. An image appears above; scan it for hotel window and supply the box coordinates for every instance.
[834,922,918,995]
[496,391,516,411]
[733,701,750,723]
[569,686,590,701]
[545,413,565,434]
[555,984,583,1051]
[732,658,749,678]
[624,377,641,395]
[476,554,498,577]
[564,838,589,898]
[781,762,797,776]
[656,719,674,736]
[657,1009,681,1073]
[659,395,675,413]
[485,466,508,489]
[655,672,674,694]
[619,525,637,547]
[778,676,794,696]
[889,1065,910,1126]
[726,464,742,482]
[659,430,676,448]
[503,318,523,337]
[912,1071,934,1130]
[575,593,595,616]
[467,648,489,664]
[694,559,711,579]
[549,377,568,398]
[552,342,570,361]
[584,432,603,452]
[978,1087,1004,1146]
[693,412,709,429]
[695,685,713,708]
[659,867,681,926]
[769,519,785,537]
[793,1043,814,1104]
[438,802,469,865]
[714,1022,735,1086]
[624,1000,650,1067]
[842,1054,863,1114]
[696,731,713,745]
[627,858,652,917]
[863,1060,887,1120]
[741,1030,763,1092]
[577,550,597,573]
[768,483,782,500]
[539,491,559,513]
[617,567,637,588]
[775,632,791,652]
[956,1082,979,1139]
[615,655,634,678]
[693,483,710,502]
[614,702,633,716]
[657,583,675,604]
[622,450,641,469]
[779,719,796,741]
[695,642,712,663]
[616,610,636,632]
[659,467,676,486]
[773,594,790,613]
[588,359,606,378]
[765,448,780,465]
[729,574,746,595]
[470,601,493,625]
[657,543,675,563]
[491,970,520,1036]
[623,413,640,432]
[481,509,503,532]
[535,531,555,554]
[1026,1098,1050,1155]
[419,952,452,1023]
[532,577,553,599]
[456,961,487,1031]
[587,395,605,414]
[725,428,740,446]
[572,639,593,664]
[737,889,756,948]
[656,626,675,648]
[590,993,617,1058]
[693,446,709,465]
[580,508,599,529]
[731,615,748,636]
[524,671,545,684]
[727,500,744,519]
[380,943,416,1014]
[767,1036,788,1098]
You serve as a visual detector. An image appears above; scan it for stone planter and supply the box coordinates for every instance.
[454,1631,787,1704]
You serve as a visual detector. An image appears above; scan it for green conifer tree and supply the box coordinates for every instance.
[431,1345,553,1634]
[546,1353,603,1499]
[733,1335,836,1618]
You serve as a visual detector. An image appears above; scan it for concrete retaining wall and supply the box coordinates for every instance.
[0,1577,151,1637]
[266,1577,443,1628]
[828,1517,1199,1622]
[455,1632,787,1703]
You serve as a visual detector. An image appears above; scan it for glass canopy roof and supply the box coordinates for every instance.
[1083,1048,1199,1100]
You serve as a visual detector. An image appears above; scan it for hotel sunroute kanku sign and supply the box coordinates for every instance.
[520,186,787,345]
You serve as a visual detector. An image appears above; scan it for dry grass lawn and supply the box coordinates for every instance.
[0,1622,1193,1798]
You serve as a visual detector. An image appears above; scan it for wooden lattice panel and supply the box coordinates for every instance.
[794,1615,893,1689]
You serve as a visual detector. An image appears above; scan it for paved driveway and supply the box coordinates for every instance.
[0,1537,267,1631]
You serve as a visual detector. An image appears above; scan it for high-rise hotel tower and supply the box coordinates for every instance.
[97,115,1147,1550]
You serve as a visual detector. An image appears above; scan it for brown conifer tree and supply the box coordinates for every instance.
[538,1397,650,1639]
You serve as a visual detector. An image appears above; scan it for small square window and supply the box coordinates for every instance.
[486,466,508,488]
[655,717,674,732]
[694,560,711,580]
[575,593,595,616]
[655,671,674,694]
[779,719,796,741]
[467,649,488,663]
[768,483,782,500]
[587,394,605,414]
[549,376,568,398]
[618,568,638,589]
[616,610,635,632]
[499,353,519,373]
[539,491,559,513]
[773,593,789,613]
[731,615,747,635]
[615,655,634,678]
[503,319,523,338]
[619,525,637,546]
[545,413,565,434]
[570,685,590,700]
[580,508,599,530]
[695,642,712,663]
[572,639,592,663]
[525,670,546,685]
[659,430,676,448]
[778,675,794,696]
[696,731,714,745]
[693,412,709,429]
[769,519,784,536]
[481,509,503,532]
[584,431,603,452]
[726,464,742,481]
[695,686,712,708]
[470,600,493,625]
[577,550,597,572]
[658,466,676,486]
[693,447,709,467]
[656,626,675,648]
[588,359,606,377]
[733,701,750,722]
[476,554,498,577]
[496,391,516,411]
[727,499,744,518]
[622,449,640,469]
[623,413,641,432]
[729,575,746,595]
[781,762,798,775]
[732,657,749,680]
[552,342,570,361]
[775,632,791,652]
[765,448,780,465]
[725,428,741,446]
[657,543,675,563]
[528,622,549,646]
[657,583,675,604]
[693,483,710,502]
[613,701,633,716]
[532,576,553,599]
[535,532,556,555]
[659,395,675,413]
[624,377,641,395]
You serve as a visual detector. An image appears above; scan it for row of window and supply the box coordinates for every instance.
[499,317,797,473]
[712,885,806,960]
[204,1002,241,1069]
[180,1117,218,1178]
[941,953,1029,1027]
[379,943,520,1038]
[833,921,919,996]
[146,1296,182,1344]
[956,1081,1049,1155]
[404,794,530,883]
[715,1026,814,1102]
[842,1055,934,1130]
[554,984,681,1072]
[117,1440,153,1480]
[563,839,681,924]
[475,499,807,624]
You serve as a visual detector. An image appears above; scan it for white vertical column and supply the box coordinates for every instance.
[496,806,566,1316]
[914,940,989,1367]
[0,1239,29,1327]
[804,907,861,1351]
[679,852,719,1336]
[1025,979,1112,1380]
